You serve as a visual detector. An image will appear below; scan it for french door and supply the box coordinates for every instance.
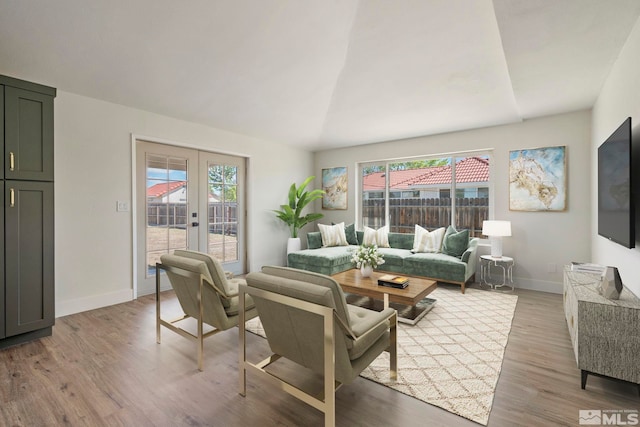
[135,140,246,295]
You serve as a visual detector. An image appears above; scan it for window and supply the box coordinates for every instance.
[360,154,490,237]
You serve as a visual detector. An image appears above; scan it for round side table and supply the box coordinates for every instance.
[480,255,514,291]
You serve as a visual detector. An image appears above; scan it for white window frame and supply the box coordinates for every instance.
[357,150,494,231]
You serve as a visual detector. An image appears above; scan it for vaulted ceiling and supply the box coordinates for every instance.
[1,0,639,151]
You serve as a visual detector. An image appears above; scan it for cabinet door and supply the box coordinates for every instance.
[5,181,54,336]
[0,184,4,339]
[0,85,4,180]
[4,87,54,181]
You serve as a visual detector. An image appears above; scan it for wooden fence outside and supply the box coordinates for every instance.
[363,197,489,237]
[147,202,238,235]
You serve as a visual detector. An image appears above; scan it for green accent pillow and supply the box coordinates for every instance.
[307,232,322,249]
[344,223,358,245]
[442,226,470,258]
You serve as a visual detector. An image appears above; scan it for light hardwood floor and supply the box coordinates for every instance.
[1,284,638,426]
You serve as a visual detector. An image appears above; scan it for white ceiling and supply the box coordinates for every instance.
[1,0,639,151]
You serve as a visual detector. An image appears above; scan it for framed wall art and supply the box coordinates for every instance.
[322,167,347,210]
[509,146,566,211]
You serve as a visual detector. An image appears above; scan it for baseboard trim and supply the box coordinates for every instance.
[511,277,562,294]
[56,289,134,318]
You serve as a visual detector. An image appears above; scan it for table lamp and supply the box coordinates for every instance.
[482,220,511,258]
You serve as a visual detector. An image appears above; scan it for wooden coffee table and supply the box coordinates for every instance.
[331,269,437,325]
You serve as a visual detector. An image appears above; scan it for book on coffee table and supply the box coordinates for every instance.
[378,274,409,289]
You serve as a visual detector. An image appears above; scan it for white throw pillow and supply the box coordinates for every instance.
[362,225,390,248]
[412,225,446,253]
[318,222,348,247]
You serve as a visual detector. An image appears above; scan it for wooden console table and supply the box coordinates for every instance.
[563,267,640,393]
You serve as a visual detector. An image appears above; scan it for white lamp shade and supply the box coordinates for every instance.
[482,220,512,237]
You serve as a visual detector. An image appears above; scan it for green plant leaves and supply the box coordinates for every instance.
[273,176,325,238]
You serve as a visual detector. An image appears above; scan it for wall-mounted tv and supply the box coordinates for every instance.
[598,117,634,248]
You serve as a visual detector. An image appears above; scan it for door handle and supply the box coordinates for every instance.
[9,152,15,171]
[191,222,199,227]
[9,188,15,208]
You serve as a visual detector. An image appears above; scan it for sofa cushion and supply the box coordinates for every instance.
[442,226,470,258]
[378,248,413,267]
[288,246,356,275]
[318,222,348,247]
[412,225,445,253]
[307,232,323,249]
[388,232,414,250]
[404,252,467,283]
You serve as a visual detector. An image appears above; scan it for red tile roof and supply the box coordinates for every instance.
[362,157,489,191]
[362,168,431,190]
[147,181,186,197]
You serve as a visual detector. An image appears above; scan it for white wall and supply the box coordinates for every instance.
[55,91,312,316]
[315,110,592,293]
[592,16,640,297]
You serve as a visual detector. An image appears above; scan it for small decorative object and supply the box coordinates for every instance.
[351,244,385,277]
[482,220,512,258]
[322,167,348,210]
[509,146,566,211]
[599,266,624,300]
[361,265,373,277]
[273,176,325,252]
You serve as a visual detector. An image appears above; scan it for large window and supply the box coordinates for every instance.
[360,154,490,237]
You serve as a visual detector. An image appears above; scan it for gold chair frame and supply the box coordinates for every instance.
[156,262,228,371]
[238,283,397,427]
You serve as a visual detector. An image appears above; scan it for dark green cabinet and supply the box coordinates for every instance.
[0,75,55,348]
[5,181,54,336]
[0,185,3,339]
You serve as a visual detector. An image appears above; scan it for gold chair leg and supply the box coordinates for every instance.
[156,264,161,344]
[324,312,335,427]
[389,312,398,380]
[197,278,204,372]
[239,288,247,397]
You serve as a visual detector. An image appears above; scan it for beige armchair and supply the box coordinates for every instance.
[239,266,397,427]
[156,250,258,371]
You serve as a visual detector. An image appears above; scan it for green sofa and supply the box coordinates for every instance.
[287,230,479,294]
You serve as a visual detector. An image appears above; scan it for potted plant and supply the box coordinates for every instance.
[350,244,385,277]
[273,176,325,253]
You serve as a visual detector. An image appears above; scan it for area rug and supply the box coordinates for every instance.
[245,286,518,425]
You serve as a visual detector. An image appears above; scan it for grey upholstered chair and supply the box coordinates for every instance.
[156,250,258,371]
[239,266,397,427]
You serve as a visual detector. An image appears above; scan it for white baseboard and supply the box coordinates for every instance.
[511,277,562,294]
[137,283,172,297]
[56,289,134,318]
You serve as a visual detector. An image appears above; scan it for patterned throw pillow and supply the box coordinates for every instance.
[411,225,446,253]
[442,226,470,257]
[362,225,390,248]
[332,222,358,245]
[318,222,348,247]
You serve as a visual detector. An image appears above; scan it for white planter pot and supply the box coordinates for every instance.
[287,237,301,254]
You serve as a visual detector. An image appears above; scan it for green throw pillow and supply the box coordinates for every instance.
[442,226,469,258]
[344,223,358,245]
[307,232,323,249]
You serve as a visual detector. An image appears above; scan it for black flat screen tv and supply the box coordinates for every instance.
[598,117,634,248]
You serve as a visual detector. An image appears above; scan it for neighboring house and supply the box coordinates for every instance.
[362,157,489,200]
[147,181,187,203]
[147,181,220,203]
